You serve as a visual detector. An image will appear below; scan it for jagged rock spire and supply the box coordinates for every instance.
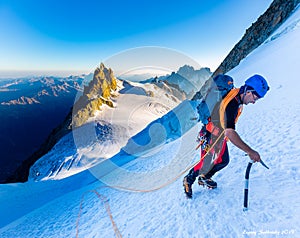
[72,63,117,128]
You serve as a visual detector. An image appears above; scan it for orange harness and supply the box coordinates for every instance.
[219,88,243,130]
[206,88,243,135]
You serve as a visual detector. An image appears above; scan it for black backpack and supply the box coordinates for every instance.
[196,74,234,124]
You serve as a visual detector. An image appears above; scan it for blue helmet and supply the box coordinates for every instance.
[245,74,269,98]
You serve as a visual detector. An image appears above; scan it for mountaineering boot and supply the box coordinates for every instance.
[183,169,198,198]
[183,176,192,198]
[198,174,217,189]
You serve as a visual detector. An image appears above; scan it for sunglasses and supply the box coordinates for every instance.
[247,90,260,102]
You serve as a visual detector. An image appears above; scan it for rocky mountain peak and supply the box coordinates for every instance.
[72,63,117,128]
[177,65,195,76]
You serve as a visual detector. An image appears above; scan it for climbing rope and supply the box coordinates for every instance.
[76,130,225,237]
[76,189,122,238]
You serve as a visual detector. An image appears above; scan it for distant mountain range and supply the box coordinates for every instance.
[0,75,92,183]
[0,76,85,105]
[139,65,211,98]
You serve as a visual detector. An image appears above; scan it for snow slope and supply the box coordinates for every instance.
[1,5,300,238]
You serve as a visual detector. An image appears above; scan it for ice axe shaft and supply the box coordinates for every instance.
[243,161,253,211]
[243,156,270,211]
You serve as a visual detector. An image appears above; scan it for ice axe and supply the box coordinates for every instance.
[243,157,269,211]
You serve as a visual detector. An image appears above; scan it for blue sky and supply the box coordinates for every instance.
[0,0,273,77]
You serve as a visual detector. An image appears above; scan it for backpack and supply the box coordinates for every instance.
[196,74,234,125]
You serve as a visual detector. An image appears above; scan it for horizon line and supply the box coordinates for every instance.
[0,69,93,79]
